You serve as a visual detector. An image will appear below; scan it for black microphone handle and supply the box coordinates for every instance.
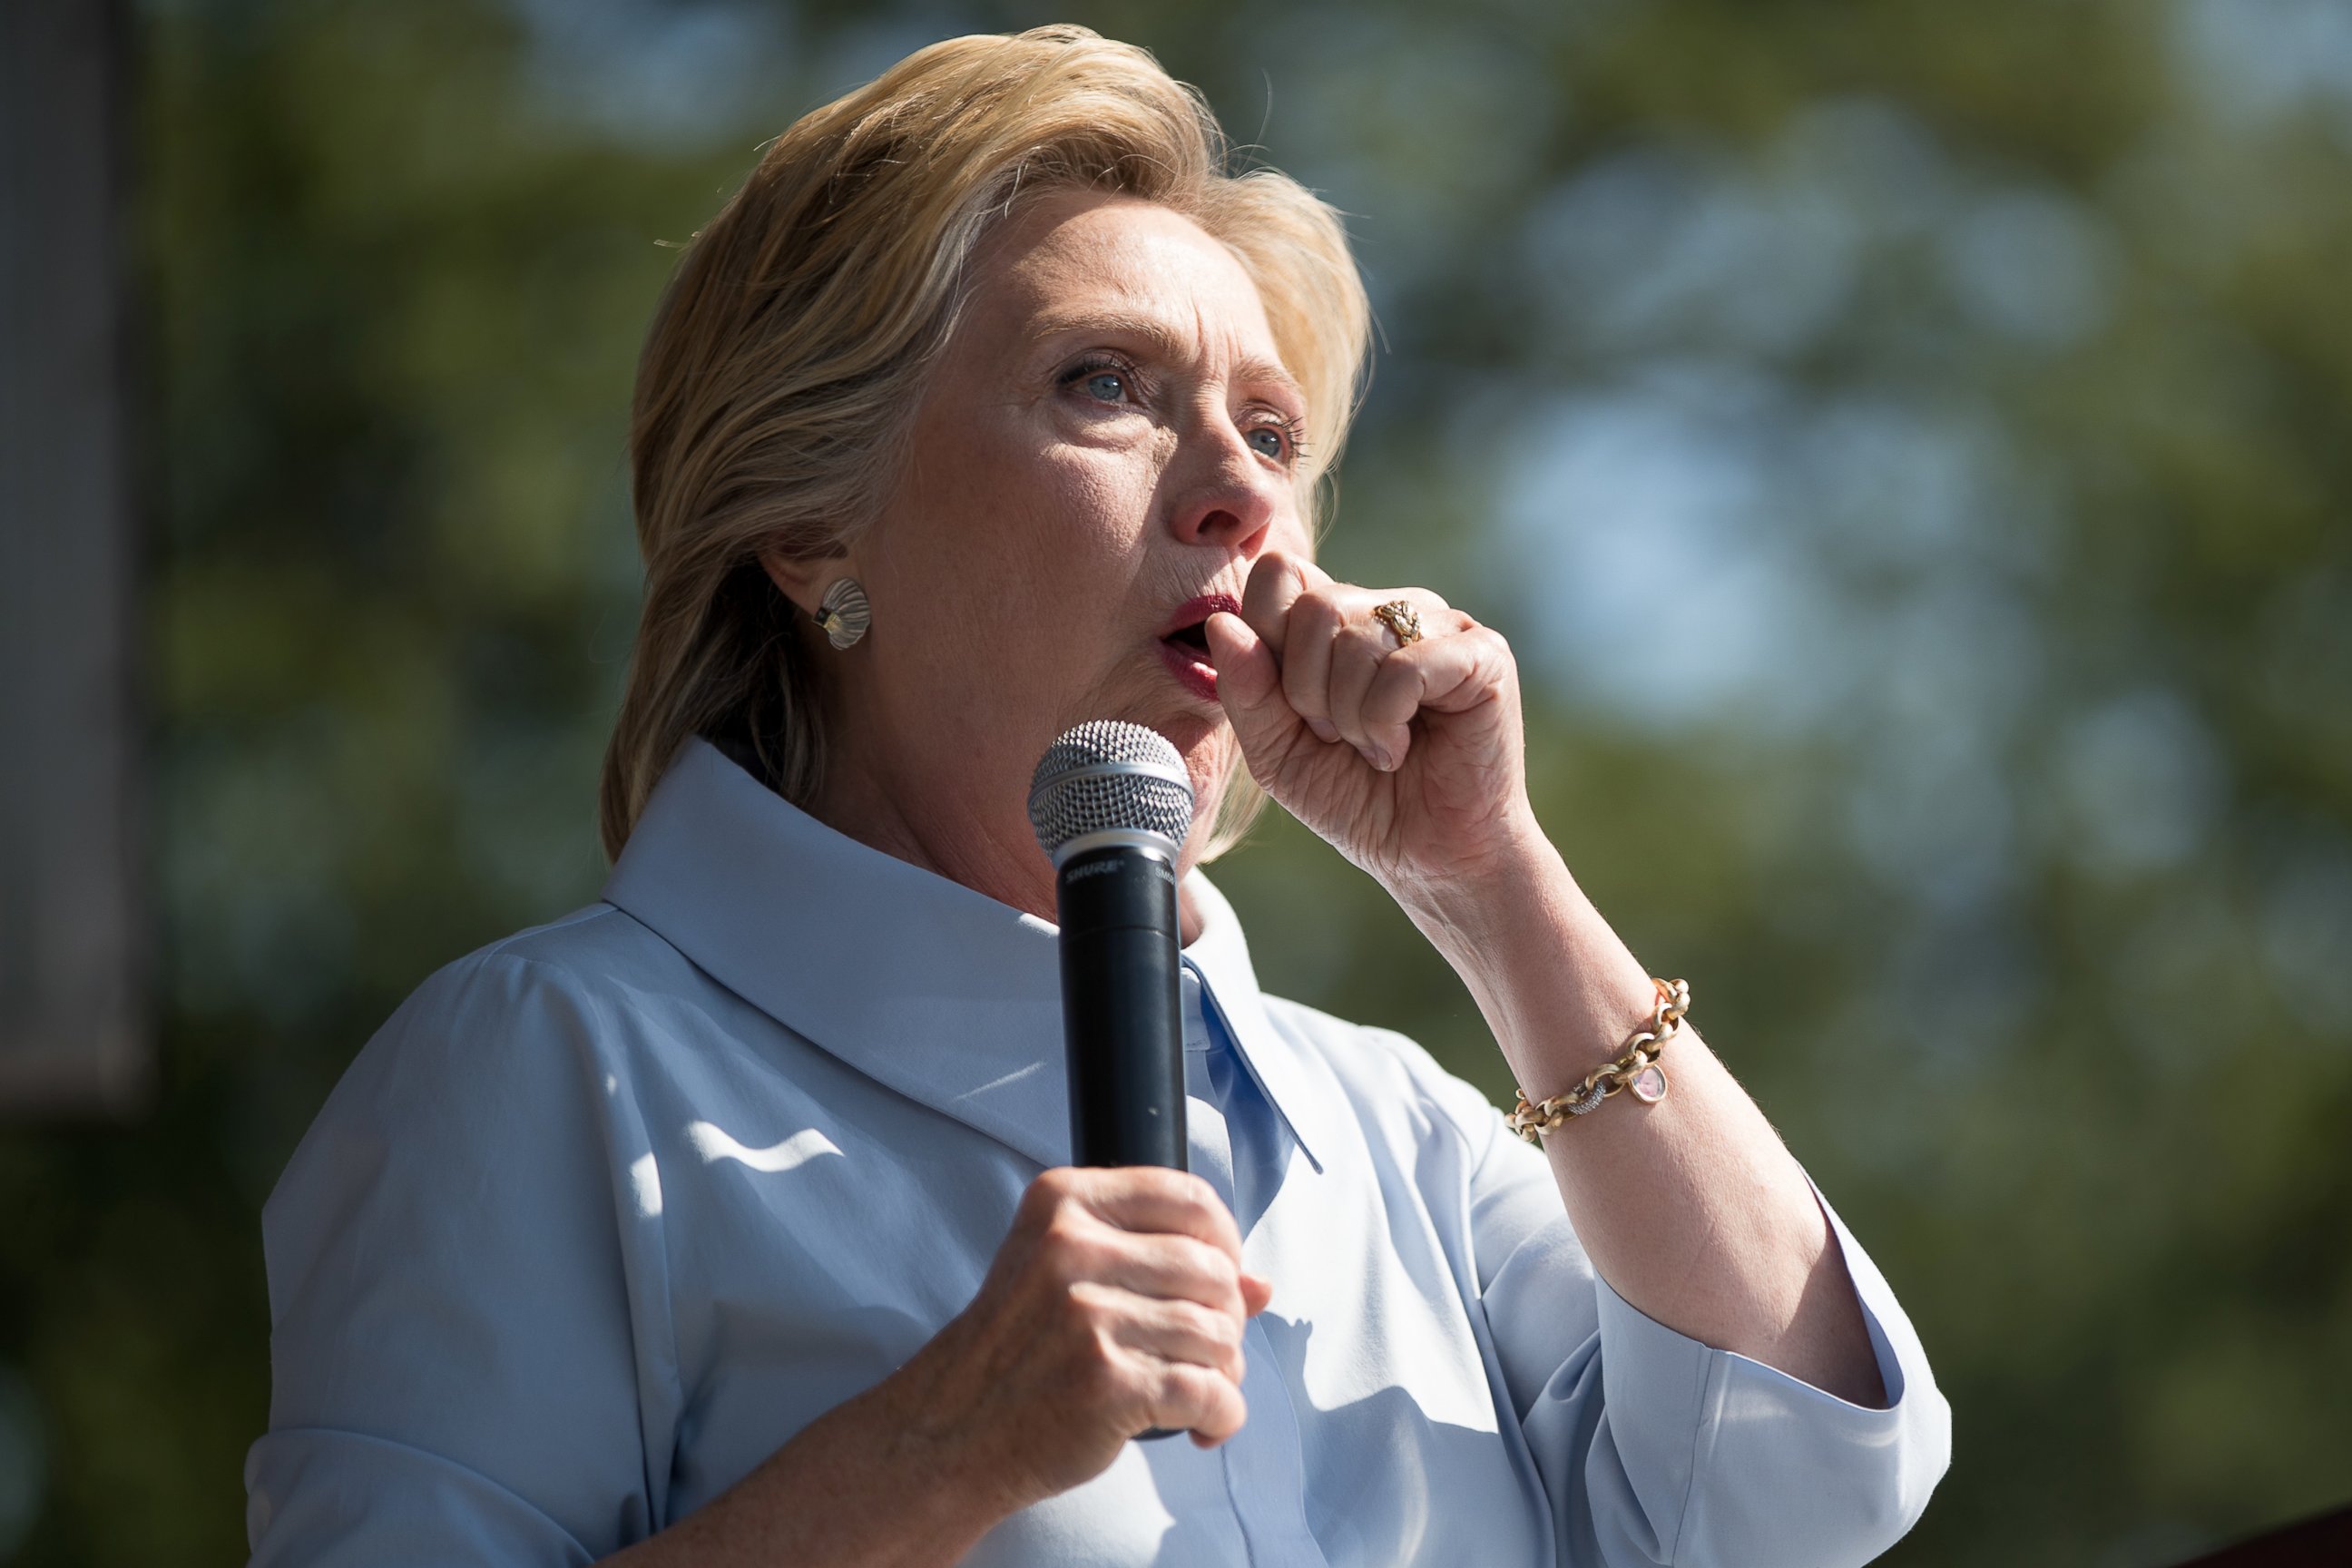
[1055,842,1188,1171]
[1054,840,1189,1443]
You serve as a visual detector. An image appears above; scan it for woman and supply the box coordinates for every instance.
[247,25,1949,1567]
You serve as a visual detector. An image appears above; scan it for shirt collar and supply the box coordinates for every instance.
[601,737,1337,1175]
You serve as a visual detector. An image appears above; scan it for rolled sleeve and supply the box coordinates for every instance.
[1473,1112,1949,1567]
[246,1427,596,1566]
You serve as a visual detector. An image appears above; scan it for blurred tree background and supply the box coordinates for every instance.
[2,0,2347,1561]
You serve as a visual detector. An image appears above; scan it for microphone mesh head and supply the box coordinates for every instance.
[1028,720,1196,858]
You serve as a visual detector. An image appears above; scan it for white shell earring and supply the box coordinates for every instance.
[814,576,871,650]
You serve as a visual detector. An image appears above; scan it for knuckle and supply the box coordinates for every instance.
[1021,1168,1077,1215]
[1167,1232,1212,1274]
[1170,1298,1220,1341]
[1071,1332,1124,1401]
[1060,1279,1116,1336]
[1249,553,1298,605]
[1162,1362,1216,1412]
[1184,1299,1242,1349]
[1178,1235,1238,1286]
[1179,1367,1247,1438]
[1127,1165,1178,1198]
[1176,1171,1222,1216]
[1154,1166,1203,1200]
[1037,1218,1102,1279]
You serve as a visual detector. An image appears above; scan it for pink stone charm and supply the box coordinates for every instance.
[1628,1063,1669,1103]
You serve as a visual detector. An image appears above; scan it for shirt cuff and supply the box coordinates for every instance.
[1583,1175,1952,1568]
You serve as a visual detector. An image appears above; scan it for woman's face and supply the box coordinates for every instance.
[774,188,1314,890]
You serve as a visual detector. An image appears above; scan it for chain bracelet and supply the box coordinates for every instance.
[1507,977,1690,1143]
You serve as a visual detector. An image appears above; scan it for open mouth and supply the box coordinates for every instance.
[1155,593,1238,701]
[1157,593,1240,664]
[1163,621,1212,658]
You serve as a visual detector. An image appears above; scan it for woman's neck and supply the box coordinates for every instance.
[804,753,1206,946]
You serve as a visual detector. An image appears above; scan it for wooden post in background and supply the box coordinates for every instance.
[0,0,148,1112]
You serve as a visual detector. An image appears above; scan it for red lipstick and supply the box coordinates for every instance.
[1155,593,1241,704]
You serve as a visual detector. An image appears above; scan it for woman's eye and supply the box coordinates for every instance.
[1246,426,1288,461]
[1082,369,1126,403]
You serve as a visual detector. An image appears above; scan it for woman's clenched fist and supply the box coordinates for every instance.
[1203,547,1538,896]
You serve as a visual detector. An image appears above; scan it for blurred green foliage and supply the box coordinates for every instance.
[2,0,2348,1561]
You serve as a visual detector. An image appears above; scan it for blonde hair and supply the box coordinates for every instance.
[601,24,1373,862]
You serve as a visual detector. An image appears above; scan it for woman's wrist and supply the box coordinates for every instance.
[1381,799,1553,946]
[793,1354,1020,1565]
[604,1357,1013,1568]
[1389,817,1659,1084]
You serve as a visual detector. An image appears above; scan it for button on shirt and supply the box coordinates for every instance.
[246,738,1950,1566]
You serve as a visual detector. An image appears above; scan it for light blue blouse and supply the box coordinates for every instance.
[245,737,1950,1566]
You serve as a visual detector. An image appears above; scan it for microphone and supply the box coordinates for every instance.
[1026,720,1194,1172]
[1029,721,1196,1445]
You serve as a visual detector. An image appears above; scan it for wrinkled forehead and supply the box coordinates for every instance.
[966,191,1288,371]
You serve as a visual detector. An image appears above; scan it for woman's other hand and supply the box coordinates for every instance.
[603,1167,1269,1567]
[1204,547,1538,893]
[900,1166,1274,1513]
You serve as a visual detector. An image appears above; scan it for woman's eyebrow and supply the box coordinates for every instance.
[1029,308,1305,403]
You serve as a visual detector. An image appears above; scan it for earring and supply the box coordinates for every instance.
[814,577,871,650]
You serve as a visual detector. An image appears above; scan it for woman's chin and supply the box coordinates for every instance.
[1146,709,1230,764]
[1055,662,1228,747]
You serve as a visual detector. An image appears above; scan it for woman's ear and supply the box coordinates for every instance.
[757,546,849,619]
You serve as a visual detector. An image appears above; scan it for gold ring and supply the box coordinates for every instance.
[1372,600,1423,647]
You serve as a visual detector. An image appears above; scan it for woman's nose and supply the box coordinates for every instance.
[1165,419,1282,551]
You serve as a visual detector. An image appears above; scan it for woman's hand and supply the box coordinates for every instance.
[1204,548,1537,893]
[602,1168,1269,1568]
[898,1166,1274,1513]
